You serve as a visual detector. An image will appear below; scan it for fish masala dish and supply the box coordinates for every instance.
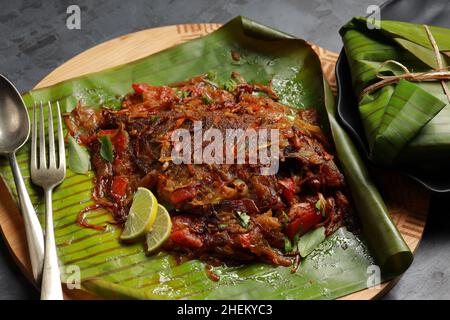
[65,73,354,270]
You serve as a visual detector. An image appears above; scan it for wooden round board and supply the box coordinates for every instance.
[0,23,429,300]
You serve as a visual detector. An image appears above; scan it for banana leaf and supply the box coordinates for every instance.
[0,16,412,299]
[340,17,450,174]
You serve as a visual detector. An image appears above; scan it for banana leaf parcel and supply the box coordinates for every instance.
[0,17,412,299]
[341,17,450,175]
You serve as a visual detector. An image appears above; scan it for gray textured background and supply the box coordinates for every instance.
[1,0,449,300]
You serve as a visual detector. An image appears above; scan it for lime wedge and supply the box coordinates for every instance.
[146,204,172,254]
[120,187,158,242]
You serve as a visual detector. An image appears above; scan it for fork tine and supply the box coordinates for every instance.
[56,101,65,169]
[39,101,46,169]
[31,101,37,171]
[47,101,56,169]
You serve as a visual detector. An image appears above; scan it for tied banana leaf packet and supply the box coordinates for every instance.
[0,17,412,299]
[340,17,450,176]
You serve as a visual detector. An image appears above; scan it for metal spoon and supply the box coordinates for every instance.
[0,74,44,283]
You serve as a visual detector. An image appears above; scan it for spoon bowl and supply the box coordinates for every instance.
[0,74,30,154]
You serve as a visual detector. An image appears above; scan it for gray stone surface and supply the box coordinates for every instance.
[0,0,448,300]
[0,0,384,92]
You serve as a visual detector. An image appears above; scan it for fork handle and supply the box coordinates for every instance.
[41,188,63,300]
[8,152,44,284]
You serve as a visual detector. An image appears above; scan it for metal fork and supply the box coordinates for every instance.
[31,101,66,300]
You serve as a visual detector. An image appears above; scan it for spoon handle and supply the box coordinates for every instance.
[8,152,44,283]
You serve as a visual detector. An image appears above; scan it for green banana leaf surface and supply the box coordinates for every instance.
[0,17,412,299]
[341,17,450,174]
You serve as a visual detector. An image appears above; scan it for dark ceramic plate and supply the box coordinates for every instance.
[336,0,450,192]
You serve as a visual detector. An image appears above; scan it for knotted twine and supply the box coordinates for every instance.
[359,25,450,102]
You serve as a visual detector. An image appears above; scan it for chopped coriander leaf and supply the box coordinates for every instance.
[284,237,293,252]
[218,224,227,231]
[99,135,114,162]
[315,199,322,211]
[180,90,190,99]
[236,211,250,228]
[223,79,237,92]
[315,196,326,217]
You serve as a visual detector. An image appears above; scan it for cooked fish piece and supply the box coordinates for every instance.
[65,74,352,266]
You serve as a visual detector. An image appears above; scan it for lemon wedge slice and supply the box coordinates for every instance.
[120,187,158,242]
[146,204,172,253]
